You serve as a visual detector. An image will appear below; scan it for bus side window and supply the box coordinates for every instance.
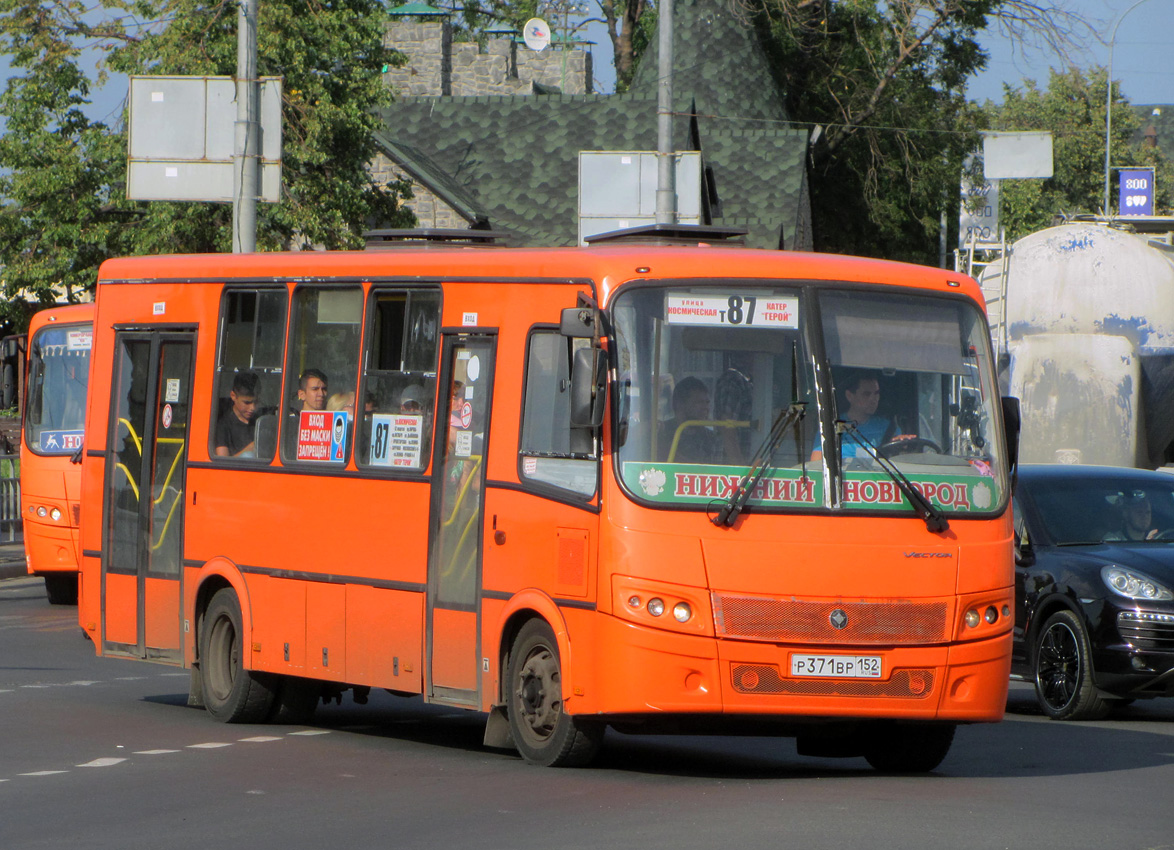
[281,285,364,465]
[519,330,599,498]
[211,288,287,462]
[356,288,440,472]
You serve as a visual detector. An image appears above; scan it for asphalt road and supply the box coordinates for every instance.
[3,573,1174,850]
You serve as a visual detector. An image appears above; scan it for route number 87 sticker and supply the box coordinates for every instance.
[665,293,798,328]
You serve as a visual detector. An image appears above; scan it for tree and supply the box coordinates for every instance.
[981,66,1173,241]
[739,0,1094,263]
[0,0,415,326]
[0,1,131,328]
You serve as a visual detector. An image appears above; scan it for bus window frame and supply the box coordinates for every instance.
[607,278,1010,519]
[23,318,92,458]
[280,281,365,468]
[353,282,443,477]
[514,323,601,506]
[208,283,290,465]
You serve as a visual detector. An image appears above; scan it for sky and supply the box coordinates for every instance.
[965,0,1173,105]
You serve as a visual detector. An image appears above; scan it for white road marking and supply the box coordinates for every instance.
[20,770,68,776]
[288,730,332,736]
[187,742,233,749]
[239,736,283,743]
[77,758,127,768]
[134,749,181,755]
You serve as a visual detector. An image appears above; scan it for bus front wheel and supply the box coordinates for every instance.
[863,722,955,772]
[506,619,602,767]
[200,588,276,723]
[44,574,78,605]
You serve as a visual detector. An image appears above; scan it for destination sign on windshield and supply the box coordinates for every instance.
[665,293,798,328]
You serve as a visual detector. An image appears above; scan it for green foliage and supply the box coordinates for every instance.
[0,0,416,332]
[980,67,1174,241]
[752,0,992,263]
[0,1,132,326]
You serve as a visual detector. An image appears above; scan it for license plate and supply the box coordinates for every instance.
[791,654,882,678]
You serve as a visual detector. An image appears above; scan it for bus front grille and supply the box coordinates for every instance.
[712,594,949,644]
[731,664,935,698]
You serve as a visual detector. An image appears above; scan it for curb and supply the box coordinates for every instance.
[0,561,29,581]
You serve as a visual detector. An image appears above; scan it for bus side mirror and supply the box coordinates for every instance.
[1001,396,1021,484]
[570,347,606,428]
[560,307,596,338]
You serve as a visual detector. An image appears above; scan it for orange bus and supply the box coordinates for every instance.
[22,303,93,604]
[78,228,1019,770]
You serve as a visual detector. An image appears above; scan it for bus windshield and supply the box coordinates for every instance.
[612,282,1007,516]
[25,323,91,454]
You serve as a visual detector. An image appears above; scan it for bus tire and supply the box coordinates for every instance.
[200,588,276,723]
[506,619,602,767]
[863,722,955,772]
[268,675,321,725]
[44,574,78,605]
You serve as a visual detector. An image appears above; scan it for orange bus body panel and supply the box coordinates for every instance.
[77,245,1013,752]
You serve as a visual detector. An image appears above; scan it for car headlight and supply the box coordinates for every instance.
[1102,566,1174,601]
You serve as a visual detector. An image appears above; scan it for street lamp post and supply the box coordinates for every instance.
[1104,0,1156,216]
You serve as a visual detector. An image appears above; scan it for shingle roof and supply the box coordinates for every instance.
[377,0,809,249]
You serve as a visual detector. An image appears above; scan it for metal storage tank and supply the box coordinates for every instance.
[979,221,1174,467]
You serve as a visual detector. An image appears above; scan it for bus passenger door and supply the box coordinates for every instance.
[426,332,495,705]
[102,330,195,664]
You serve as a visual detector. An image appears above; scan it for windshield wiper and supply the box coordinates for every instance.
[838,421,949,533]
[711,402,806,527]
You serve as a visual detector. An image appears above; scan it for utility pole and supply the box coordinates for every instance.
[234,0,261,252]
[655,0,676,224]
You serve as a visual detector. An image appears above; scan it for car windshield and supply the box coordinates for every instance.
[24,323,91,454]
[1028,476,1174,545]
[610,282,1007,516]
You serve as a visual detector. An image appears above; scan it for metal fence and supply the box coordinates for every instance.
[0,453,21,543]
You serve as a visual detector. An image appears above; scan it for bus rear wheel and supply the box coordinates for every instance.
[44,574,78,605]
[863,722,955,772]
[200,588,276,723]
[507,619,602,767]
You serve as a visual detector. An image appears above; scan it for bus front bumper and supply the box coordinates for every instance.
[580,614,1010,724]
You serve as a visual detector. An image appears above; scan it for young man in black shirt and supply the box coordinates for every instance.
[215,371,260,458]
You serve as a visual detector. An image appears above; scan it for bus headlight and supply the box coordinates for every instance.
[673,602,692,623]
[647,598,665,617]
[50,508,62,522]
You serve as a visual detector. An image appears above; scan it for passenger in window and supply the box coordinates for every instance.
[659,376,721,464]
[327,391,355,414]
[297,369,329,411]
[811,370,894,462]
[399,384,425,413]
[1105,490,1164,542]
[215,371,260,458]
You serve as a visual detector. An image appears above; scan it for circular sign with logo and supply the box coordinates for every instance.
[523,18,550,51]
[162,404,173,429]
[459,401,473,428]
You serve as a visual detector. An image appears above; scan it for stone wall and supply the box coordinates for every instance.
[383,19,452,96]
[368,151,467,230]
[378,16,594,227]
